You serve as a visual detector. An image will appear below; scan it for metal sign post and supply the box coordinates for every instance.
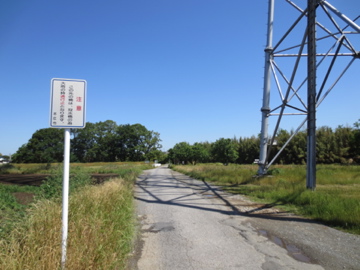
[50,78,86,269]
[61,128,71,269]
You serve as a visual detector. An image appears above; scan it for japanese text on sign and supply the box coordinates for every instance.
[50,79,86,128]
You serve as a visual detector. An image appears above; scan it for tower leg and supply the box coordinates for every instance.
[258,0,275,175]
[306,0,317,190]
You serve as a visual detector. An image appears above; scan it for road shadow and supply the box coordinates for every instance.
[134,167,323,226]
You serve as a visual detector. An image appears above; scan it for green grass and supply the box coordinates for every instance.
[0,161,153,175]
[172,163,360,234]
[0,184,40,237]
[0,163,149,235]
[0,184,38,210]
[0,177,136,269]
[0,162,146,269]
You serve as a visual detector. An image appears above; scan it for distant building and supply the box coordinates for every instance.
[0,157,9,164]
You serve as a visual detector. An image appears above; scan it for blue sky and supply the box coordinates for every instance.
[1,0,359,156]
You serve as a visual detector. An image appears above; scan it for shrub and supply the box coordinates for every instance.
[39,167,92,200]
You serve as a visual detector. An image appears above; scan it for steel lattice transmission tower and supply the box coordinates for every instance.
[258,0,360,189]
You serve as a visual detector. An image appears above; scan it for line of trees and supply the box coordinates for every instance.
[12,119,360,165]
[12,120,164,163]
[168,121,360,165]
[272,124,360,164]
[168,137,256,165]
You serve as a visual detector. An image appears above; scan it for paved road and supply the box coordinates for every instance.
[132,167,359,270]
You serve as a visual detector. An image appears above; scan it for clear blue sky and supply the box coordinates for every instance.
[1,0,359,156]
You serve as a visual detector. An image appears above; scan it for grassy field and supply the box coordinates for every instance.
[0,162,151,269]
[2,161,359,268]
[171,163,360,235]
[0,161,151,175]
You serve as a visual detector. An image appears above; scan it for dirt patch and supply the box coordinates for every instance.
[13,192,35,205]
[91,174,120,184]
[0,174,50,186]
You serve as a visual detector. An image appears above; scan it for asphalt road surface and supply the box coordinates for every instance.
[132,166,360,270]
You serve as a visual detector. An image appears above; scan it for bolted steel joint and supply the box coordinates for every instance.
[264,46,273,53]
[261,106,270,113]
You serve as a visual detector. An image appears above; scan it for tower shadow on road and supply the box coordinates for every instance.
[134,168,321,225]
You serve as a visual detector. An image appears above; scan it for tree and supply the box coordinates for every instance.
[289,130,307,164]
[168,142,193,164]
[334,125,352,163]
[146,149,167,163]
[350,119,360,163]
[13,121,163,163]
[191,142,210,164]
[211,138,238,165]
[316,126,336,164]
[72,121,162,162]
[237,136,260,164]
[71,120,118,162]
[12,128,64,163]
[71,122,98,162]
[92,120,118,162]
[116,123,162,161]
[272,129,291,164]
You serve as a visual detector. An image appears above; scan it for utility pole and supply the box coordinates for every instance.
[306,0,317,190]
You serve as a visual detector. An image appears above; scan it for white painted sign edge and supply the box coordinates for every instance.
[50,78,87,129]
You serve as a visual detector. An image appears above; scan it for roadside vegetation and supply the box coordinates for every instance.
[0,162,151,269]
[171,163,360,235]
[0,161,151,175]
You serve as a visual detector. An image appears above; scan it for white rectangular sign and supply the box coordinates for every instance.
[50,78,87,128]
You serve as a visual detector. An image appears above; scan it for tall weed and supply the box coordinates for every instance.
[0,178,135,270]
